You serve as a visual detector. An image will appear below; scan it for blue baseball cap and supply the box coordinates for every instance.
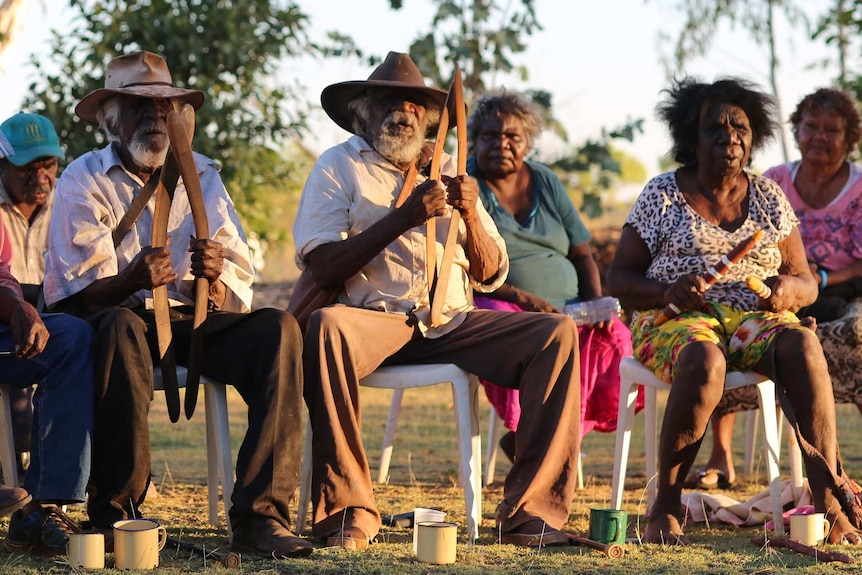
[0,113,64,166]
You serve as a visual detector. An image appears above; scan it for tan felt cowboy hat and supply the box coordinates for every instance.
[75,51,205,123]
[321,51,452,135]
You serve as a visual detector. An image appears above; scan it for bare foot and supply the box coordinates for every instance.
[643,512,690,545]
[826,509,862,545]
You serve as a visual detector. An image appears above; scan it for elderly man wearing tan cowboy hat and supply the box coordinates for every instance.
[42,51,312,559]
[294,51,582,549]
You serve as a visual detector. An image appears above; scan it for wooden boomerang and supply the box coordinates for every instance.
[426,95,452,301]
[430,65,466,327]
[151,105,194,422]
[167,106,210,420]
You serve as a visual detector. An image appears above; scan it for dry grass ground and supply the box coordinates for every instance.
[3,384,862,574]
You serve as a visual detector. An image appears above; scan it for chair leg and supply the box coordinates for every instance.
[296,419,313,535]
[483,407,500,487]
[610,381,642,510]
[644,386,660,509]
[754,381,784,536]
[451,377,481,542]
[576,452,584,490]
[0,387,15,488]
[377,389,404,484]
[204,380,234,537]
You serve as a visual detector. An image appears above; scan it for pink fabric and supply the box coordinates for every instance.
[475,296,642,436]
[0,217,23,299]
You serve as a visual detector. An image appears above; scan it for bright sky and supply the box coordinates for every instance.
[0,0,840,197]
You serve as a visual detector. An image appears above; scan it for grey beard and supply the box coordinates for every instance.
[372,112,425,166]
[129,139,168,171]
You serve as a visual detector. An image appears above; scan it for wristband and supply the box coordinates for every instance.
[817,269,828,291]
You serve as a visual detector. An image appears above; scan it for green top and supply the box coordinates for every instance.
[469,157,591,309]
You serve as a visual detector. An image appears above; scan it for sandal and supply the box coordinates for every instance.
[683,468,735,490]
[326,525,373,550]
[500,519,570,548]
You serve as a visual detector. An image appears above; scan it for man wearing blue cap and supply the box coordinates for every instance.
[0,113,65,486]
[0,112,64,296]
[0,129,94,557]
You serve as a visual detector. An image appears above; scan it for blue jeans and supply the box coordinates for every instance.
[0,313,94,503]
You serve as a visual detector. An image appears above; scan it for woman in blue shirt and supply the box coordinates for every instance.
[467,92,638,462]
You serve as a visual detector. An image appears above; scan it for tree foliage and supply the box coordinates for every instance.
[391,0,541,102]
[23,0,320,238]
[390,0,643,217]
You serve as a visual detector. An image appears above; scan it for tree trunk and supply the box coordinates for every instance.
[766,0,790,162]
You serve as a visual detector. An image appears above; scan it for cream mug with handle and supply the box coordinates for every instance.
[67,532,105,569]
[789,512,830,546]
[113,518,167,569]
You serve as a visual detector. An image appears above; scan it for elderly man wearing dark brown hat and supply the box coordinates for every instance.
[294,51,582,550]
[42,51,312,559]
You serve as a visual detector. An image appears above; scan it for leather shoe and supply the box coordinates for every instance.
[231,515,313,558]
[5,505,77,557]
[0,485,31,518]
[326,525,373,550]
[500,519,570,548]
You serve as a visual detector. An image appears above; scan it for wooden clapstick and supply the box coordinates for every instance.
[746,276,772,299]
[752,535,854,564]
[568,534,625,558]
[654,229,765,326]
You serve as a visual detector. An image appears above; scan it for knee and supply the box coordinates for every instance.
[254,307,303,351]
[775,328,829,376]
[45,314,94,352]
[544,313,578,350]
[676,342,726,390]
[102,307,147,339]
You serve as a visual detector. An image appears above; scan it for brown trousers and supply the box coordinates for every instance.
[84,306,304,530]
[303,305,581,540]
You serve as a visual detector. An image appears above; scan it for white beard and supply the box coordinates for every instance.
[124,119,170,170]
[373,111,425,166]
[128,140,168,170]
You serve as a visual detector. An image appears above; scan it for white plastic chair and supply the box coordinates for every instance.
[483,408,584,490]
[296,363,482,541]
[0,385,17,488]
[610,356,803,536]
[153,367,234,535]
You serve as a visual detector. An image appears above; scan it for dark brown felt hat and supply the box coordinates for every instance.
[75,51,205,123]
[321,51,451,135]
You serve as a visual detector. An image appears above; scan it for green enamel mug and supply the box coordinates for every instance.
[589,508,628,545]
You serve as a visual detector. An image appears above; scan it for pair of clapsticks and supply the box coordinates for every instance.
[654,230,765,326]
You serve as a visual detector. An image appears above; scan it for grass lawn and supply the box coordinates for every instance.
[3,384,862,574]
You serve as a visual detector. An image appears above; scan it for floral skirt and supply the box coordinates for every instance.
[630,301,805,385]
[714,298,862,417]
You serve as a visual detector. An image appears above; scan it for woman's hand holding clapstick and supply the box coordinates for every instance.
[746,276,772,299]
[654,230,765,326]
[747,274,817,330]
